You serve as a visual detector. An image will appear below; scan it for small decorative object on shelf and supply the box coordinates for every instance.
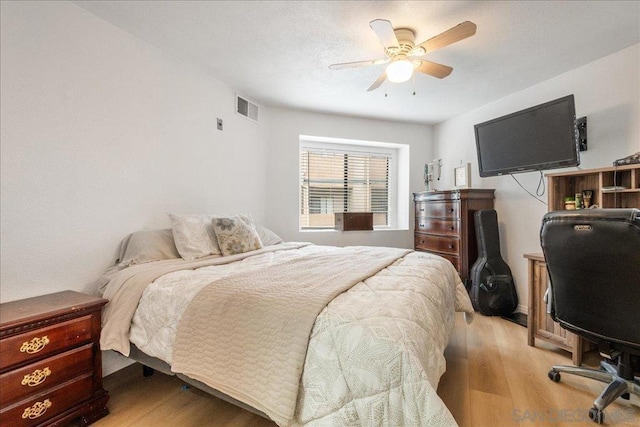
[424,159,442,192]
[564,197,576,210]
[547,164,640,210]
[582,189,593,208]
[0,291,109,426]
[574,192,583,209]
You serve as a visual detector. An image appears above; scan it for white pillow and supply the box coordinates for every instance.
[254,224,284,246]
[167,213,221,260]
[211,215,263,256]
[119,229,181,267]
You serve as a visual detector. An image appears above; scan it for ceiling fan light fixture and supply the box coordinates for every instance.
[386,59,414,83]
[411,46,426,56]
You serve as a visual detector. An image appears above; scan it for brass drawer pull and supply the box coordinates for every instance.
[22,367,52,387]
[22,399,52,419]
[20,336,50,354]
[448,244,454,249]
[419,223,426,228]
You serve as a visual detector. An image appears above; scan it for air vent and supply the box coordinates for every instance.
[236,94,259,122]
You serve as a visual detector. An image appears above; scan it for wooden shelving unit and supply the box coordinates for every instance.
[547,164,640,210]
[526,163,639,365]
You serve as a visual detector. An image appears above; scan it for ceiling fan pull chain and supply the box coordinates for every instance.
[412,73,416,96]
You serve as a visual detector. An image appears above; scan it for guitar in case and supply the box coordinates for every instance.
[469,209,518,316]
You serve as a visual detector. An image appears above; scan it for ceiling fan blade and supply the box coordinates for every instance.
[416,21,477,54]
[369,19,399,50]
[329,58,389,70]
[367,72,387,91]
[416,61,453,79]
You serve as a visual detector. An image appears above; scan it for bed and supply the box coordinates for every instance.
[98,214,474,426]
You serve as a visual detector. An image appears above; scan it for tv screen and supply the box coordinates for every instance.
[474,95,580,177]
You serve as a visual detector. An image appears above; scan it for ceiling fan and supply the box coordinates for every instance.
[329,19,477,91]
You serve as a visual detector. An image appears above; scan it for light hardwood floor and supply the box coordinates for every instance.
[84,314,639,427]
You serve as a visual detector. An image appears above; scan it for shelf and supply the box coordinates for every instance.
[601,188,640,193]
[547,164,640,210]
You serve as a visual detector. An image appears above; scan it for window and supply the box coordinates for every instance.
[299,136,409,230]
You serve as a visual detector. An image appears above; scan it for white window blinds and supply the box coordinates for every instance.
[300,146,391,229]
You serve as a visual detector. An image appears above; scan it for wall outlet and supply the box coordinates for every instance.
[216,118,223,131]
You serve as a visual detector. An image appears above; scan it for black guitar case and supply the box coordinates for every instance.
[469,209,518,316]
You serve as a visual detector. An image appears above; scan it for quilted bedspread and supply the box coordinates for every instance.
[120,244,474,426]
[172,245,410,425]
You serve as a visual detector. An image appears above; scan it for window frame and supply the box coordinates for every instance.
[299,135,409,232]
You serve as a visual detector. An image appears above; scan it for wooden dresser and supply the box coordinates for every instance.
[413,189,495,286]
[0,291,109,426]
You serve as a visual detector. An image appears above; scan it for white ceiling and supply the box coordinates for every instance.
[72,1,640,125]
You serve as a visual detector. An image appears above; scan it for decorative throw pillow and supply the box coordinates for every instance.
[211,215,263,256]
[167,213,221,260]
[119,229,181,267]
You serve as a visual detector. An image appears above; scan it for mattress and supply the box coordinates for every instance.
[104,244,473,426]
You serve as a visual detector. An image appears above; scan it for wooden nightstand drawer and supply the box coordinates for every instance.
[0,344,94,407]
[0,315,93,371]
[415,201,459,219]
[415,217,459,235]
[0,374,93,427]
[415,234,459,255]
[0,291,109,426]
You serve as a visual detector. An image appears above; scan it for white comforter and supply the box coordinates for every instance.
[128,244,473,426]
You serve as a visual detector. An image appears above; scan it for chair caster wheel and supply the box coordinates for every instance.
[548,369,561,382]
[589,407,604,424]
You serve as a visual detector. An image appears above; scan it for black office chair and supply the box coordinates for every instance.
[540,209,640,424]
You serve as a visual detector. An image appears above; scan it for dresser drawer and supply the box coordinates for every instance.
[415,201,459,219]
[0,315,93,371]
[0,344,93,407]
[0,374,93,427]
[415,234,459,255]
[416,217,459,236]
[436,254,461,272]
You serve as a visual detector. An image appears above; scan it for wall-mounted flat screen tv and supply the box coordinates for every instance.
[475,95,580,177]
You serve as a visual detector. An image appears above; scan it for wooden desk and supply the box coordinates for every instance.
[525,253,590,365]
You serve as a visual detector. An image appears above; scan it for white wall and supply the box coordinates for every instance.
[0,0,270,375]
[1,1,269,304]
[265,108,433,249]
[433,44,640,312]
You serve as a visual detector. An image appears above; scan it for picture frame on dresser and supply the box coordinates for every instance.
[454,163,471,188]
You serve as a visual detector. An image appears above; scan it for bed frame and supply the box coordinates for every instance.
[128,344,270,419]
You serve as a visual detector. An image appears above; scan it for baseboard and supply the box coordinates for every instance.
[501,311,528,328]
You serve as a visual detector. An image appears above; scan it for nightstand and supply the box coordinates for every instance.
[0,291,109,426]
